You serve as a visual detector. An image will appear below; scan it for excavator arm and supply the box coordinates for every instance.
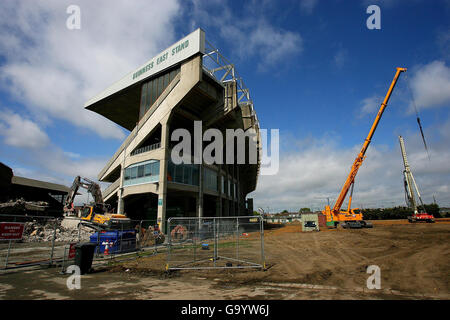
[64,175,129,230]
[64,176,104,212]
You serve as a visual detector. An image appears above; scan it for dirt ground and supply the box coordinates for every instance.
[0,219,449,300]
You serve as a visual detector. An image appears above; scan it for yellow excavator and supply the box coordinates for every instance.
[323,67,407,228]
[64,176,131,230]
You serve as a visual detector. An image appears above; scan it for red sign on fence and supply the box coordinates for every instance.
[68,243,77,259]
[0,222,25,240]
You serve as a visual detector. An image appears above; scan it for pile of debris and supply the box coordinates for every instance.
[22,220,91,243]
[140,225,165,246]
[170,224,188,241]
[0,198,48,215]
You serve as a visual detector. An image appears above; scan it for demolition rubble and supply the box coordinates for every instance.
[22,220,91,243]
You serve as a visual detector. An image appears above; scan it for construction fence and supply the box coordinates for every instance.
[0,214,162,271]
[166,216,265,270]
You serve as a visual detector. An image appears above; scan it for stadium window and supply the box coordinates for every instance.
[144,164,151,176]
[130,167,137,179]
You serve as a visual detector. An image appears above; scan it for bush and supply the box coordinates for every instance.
[361,204,440,220]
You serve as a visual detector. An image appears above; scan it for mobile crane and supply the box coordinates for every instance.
[398,136,434,223]
[323,67,407,228]
[64,176,131,230]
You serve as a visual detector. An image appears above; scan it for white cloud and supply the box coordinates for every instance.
[6,142,110,202]
[437,29,450,60]
[359,95,382,118]
[247,22,303,70]
[300,0,319,14]
[361,0,403,8]
[409,60,450,111]
[250,119,450,212]
[0,110,49,148]
[8,154,110,206]
[63,151,81,159]
[188,1,303,70]
[359,60,450,117]
[334,46,348,69]
[0,0,180,140]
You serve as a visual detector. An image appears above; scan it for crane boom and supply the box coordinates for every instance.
[332,67,407,213]
[399,136,434,223]
[399,135,418,213]
[323,67,407,227]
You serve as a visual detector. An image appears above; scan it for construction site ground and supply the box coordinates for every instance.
[0,219,449,300]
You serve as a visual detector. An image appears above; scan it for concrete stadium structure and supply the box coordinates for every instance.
[85,29,261,232]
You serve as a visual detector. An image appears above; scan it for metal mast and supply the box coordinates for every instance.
[398,136,425,214]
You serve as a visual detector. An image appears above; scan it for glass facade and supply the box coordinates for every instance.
[124,160,160,186]
[221,176,226,194]
[140,68,180,119]
[167,160,199,186]
[203,167,218,191]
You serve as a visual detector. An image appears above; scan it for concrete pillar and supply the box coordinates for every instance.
[117,187,124,214]
[236,166,240,216]
[117,156,126,214]
[198,162,203,219]
[218,164,223,217]
[195,195,199,214]
[231,164,235,216]
[215,198,220,217]
[157,117,170,233]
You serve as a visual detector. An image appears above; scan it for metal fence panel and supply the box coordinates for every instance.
[0,214,162,270]
[166,216,265,270]
[0,215,73,269]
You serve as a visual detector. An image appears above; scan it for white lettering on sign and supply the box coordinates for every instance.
[85,29,205,108]
[0,222,25,240]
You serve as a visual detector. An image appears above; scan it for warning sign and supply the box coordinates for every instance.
[0,222,25,240]
[68,243,77,259]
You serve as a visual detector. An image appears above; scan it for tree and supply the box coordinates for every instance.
[424,203,441,218]
[299,208,311,213]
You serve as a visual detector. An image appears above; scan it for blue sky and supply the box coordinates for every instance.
[0,0,449,211]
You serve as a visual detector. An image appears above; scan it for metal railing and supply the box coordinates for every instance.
[166,216,265,270]
[130,142,161,156]
[103,179,120,201]
[202,39,254,109]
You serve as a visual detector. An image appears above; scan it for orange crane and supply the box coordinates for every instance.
[323,67,407,228]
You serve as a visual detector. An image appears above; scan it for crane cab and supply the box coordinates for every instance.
[80,204,130,230]
[323,205,371,228]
